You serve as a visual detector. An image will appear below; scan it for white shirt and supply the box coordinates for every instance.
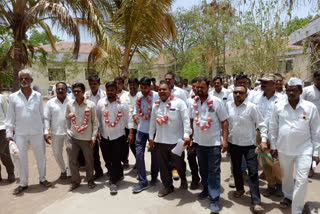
[123,92,137,129]
[172,86,187,104]
[149,97,191,144]
[227,100,268,146]
[44,96,71,135]
[190,95,229,147]
[118,90,130,104]
[183,85,192,94]
[251,92,284,131]
[210,87,230,103]
[5,90,44,137]
[0,94,8,130]
[269,99,320,156]
[96,98,129,141]
[85,89,106,105]
[302,85,320,113]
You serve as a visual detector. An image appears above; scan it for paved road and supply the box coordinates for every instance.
[0,145,319,214]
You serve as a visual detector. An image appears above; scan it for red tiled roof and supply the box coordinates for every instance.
[39,41,95,54]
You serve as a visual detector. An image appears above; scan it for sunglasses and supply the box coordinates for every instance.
[233,91,246,95]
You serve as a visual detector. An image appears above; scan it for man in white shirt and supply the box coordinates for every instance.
[44,82,71,179]
[149,81,192,197]
[182,79,192,94]
[83,74,106,180]
[227,85,267,213]
[132,77,159,193]
[190,77,229,214]
[252,73,284,198]
[164,72,188,180]
[210,76,230,103]
[114,76,131,168]
[6,69,51,195]
[96,81,132,195]
[0,92,15,183]
[164,72,188,104]
[274,73,285,95]
[269,78,320,214]
[302,71,320,178]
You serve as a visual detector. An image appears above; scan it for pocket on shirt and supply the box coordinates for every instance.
[168,109,178,120]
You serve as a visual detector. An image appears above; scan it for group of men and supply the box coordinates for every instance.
[0,68,319,214]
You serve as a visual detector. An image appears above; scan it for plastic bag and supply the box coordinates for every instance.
[9,141,20,176]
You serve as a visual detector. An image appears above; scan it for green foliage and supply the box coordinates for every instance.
[28,29,61,47]
[283,15,314,36]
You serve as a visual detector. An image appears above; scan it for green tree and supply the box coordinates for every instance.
[29,29,61,47]
[88,0,176,78]
[0,0,108,91]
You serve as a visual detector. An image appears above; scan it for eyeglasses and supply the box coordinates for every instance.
[73,90,82,94]
[233,91,246,95]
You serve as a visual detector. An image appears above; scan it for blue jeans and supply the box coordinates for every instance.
[135,131,159,186]
[196,145,221,203]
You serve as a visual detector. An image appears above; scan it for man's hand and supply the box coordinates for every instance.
[270,150,278,159]
[90,140,96,148]
[128,134,134,145]
[260,142,268,152]
[183,138,191,147]
[313,156,320,165]
[149,139,155,149]
[6,137,14,142]
[44,134,52,145]
[221,141,228,153]
[97,133,102,142]
[133,115,139,125]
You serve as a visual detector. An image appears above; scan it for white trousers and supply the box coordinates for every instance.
[278,152,312,214]
[52,135,71,176]
[15,135,46,187]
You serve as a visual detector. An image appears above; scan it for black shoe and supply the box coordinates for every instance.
[123,162,129,169]
[88,180,96,189]
[59,172,67,180]
[262,186,276,197]
[39,180,52,187]
[150,179,158,186]
[13,186,28,195]
[275,184,284,197]
[190,181,199,190]
[8,173,15,183]
[93,172,103,180]
[69,182,80,191]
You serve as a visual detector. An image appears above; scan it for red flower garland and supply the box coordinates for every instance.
[104,96,122,127]
[193,97,213,132]
[68,110,90,134]
[154,94,175,125]
[136,91,153,120]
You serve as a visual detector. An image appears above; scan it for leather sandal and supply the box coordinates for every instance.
[233,190,245,198]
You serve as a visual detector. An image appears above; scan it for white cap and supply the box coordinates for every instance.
[287,77,302,86]
[255,80,261,84]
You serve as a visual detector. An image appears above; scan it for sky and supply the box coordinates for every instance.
[53,0,318,42]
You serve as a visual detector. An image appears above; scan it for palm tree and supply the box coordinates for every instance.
[88,0,176,77]
[0,0,108,91]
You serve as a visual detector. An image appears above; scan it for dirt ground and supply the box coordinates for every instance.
[0,144,319,214]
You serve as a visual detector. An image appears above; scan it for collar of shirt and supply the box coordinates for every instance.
[18,89,37,100]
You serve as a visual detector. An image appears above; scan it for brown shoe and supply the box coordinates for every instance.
[180,180,188,190]
[233,190,245,198]
[158,187,174,197]
[69,182,80,191]
[59,172,67,180]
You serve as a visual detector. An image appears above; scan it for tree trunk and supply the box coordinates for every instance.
[12,42,27,92]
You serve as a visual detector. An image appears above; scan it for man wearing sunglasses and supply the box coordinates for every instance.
[227,85,267,213]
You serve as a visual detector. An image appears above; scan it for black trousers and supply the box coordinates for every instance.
[229,143,261,205]
[121,128,137,164]
[155,143,186,188]
[101,136,125,184]
[187,143,200,183]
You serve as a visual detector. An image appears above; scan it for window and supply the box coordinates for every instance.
[285,59,293,73]
[48,68,66,81]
